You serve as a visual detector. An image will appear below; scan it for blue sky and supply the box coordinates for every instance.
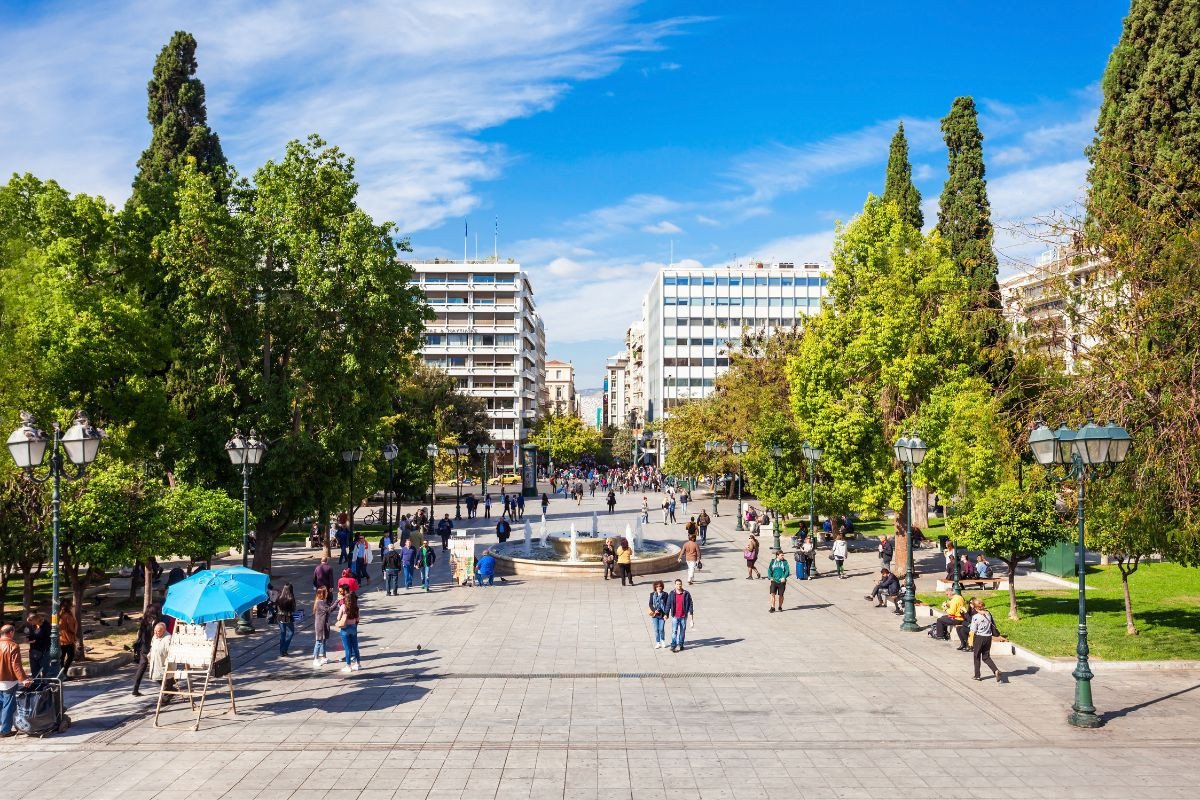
[0,0,1130,386]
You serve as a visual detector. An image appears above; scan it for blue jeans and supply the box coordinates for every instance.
[313,638,326,659]
[338,543,349,564]
[0,685,17,734]
[402,564,414,588]
[339,624,360,665]
[653,617,666,644]
[477,572,494,586]
[279,621,295,655]
[698,526,707,545]
[421,565,431,589]
[28,649,48,679]
[385,569,399,594]
[670,617,688,648]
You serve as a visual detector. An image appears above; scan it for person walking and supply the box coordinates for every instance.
[20,613,49,680]
[696,510,710,545]
[437,514,454,551]
[668,497,678,524]
[968,598,1002,681]
[606,490,617,514]
[496,518,512,544]
[484,493,492,519]
[336,587,362,672]
[336,524,351,565]
[602,538,616,581]
[313,556,335,598]
[382,544,402,596]
[417,541,437,591]
[616,538,634,586]
[276,584,296,656]
[312,587,332,667]
[685,516,698,541]
[130,604,163,696]
[661,499,669,525]
[744,534,762,580]
[401,539,417,590]
[878,535,894,572]
[647,580,669,649]
[678,532,701,585]
[641,497,650,524]
[680,490,689,516]
[0,624,33,737]
[58,596,78,674]
[831,533,848,579]
[516,493,525,520]
[352,535,370,583]
[541,493,549,517]
[767,549,790,613]
[666,578,694,652]
[800,534,818,579]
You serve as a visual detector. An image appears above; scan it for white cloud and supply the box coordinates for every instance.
[0,0,698,231]
[988,159,1088,221]
[546,257,587,277]
[642,220,683,235]
[695,214,720,227]
[660,61,682,70]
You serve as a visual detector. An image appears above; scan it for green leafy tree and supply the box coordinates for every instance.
[662,401,720,480]
[531,411,603,467]
[883,121,923,230]
[788,196,972,550]
[0,471,48,618]
[952,482,1073,620]
[936,97,1007,388]
[742,410,808,518]
[157,482,244,573]
[1081,0,1200,552]
[610,426,636,467]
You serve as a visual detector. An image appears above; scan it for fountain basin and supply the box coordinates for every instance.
[488,539,682,578]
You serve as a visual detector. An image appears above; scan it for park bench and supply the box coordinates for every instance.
[935,576,1003,592]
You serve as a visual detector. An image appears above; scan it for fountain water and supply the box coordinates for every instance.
[633,518,644,551]
[591,511,599,536]
[625,523,635,558]
[539,514,549,548]
[523,520,533,556]
[569,523,579,563]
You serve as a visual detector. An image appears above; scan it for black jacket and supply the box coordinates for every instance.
[382,550,402,570]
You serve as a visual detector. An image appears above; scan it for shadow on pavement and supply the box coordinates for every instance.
[1100,682,1200,723]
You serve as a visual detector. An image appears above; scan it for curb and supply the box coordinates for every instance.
[67,651,135,679]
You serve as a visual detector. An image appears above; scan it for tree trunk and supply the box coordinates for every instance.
[143,562,154,615]
[892,495,908,576]
[21,564,36,615]
[0,571,7,620]
[320,494,332,560]
[911,485,929,531]
[1120,559,1139,635]
[1005,556,1020,620]
[70,571,86,663]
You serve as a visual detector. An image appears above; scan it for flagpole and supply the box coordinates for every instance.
[464,220,468,263]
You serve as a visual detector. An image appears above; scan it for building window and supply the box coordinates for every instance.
[426,334,443,345]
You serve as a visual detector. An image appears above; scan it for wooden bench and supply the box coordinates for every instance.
[935,576,1003,592]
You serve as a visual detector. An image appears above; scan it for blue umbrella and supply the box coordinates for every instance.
[162,566,270,624]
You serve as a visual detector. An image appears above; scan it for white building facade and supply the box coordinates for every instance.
[409,261,546,469]
[642,262,828,424]
[604,353,629,428]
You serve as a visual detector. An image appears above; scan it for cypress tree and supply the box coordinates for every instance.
[1083,0,1200,551]
[936,96,1006,384]
[883,122,923,230]
[130,31,225,206]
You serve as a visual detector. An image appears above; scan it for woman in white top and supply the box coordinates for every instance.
[831,533,848,579]
[968,598,1001,682]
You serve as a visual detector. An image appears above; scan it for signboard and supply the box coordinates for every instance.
[166,622,218,667]
[451,537,476,585]
[520,444,539,498]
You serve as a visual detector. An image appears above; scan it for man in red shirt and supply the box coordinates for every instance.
[1,624,34,737]
[666,579,695,653]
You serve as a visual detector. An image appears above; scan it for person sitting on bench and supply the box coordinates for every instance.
[929,587,966,640]
[974,554,992,579]
[864,568,901,610]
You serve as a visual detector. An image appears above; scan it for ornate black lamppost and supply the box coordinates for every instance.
[7,412,105,674]
[383,440,399,532]
[225,429,266,634]
[893,434,927,633]
[1029,418,1130,729]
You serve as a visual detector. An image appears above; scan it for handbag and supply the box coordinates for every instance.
[967,629,975,647]
[696,559,703,570]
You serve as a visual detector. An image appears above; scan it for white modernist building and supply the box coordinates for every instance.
[642,262,829,425]
[409,260,546,469]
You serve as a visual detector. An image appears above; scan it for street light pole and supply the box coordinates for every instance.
[341,446,364,536]
[8,412,105,677]
[705,440,725,517]
[801,441,822,545]
[770,445,783,552]
[1029,418,1131,729]
[225,429,266,634]
[477,443,495,490]
[426,443,439,524]
[893,434,927,633]
[732,440,748,531]
[454,444,468,519]
[383,441,399,534]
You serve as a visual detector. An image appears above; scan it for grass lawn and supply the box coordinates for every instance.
[919,561,1200,661]
[782,516,945,536]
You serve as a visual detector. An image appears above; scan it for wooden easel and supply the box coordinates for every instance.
[154,621,237,731]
